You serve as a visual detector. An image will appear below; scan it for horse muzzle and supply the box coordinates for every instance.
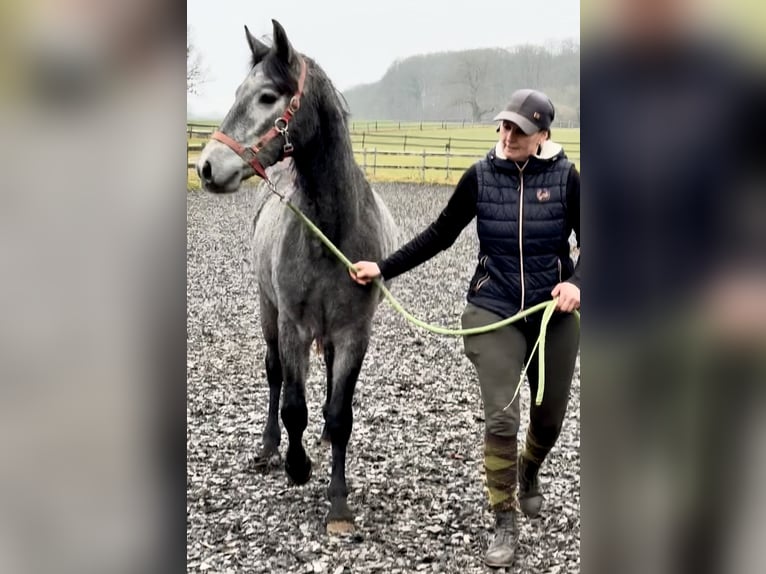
[196,141,251,194]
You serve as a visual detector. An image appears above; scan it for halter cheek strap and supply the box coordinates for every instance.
[210,57,307,182]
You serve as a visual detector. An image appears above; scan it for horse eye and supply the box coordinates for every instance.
[259,93,278,105]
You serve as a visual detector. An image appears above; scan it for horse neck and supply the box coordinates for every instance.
[293,114,362,242]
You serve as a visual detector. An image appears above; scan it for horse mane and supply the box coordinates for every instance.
[302,58,352,140]
[253,45,350,127]
[334,87,351,125]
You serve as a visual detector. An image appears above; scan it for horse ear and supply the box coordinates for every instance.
[270,19,294,63]
[244,25,269,63]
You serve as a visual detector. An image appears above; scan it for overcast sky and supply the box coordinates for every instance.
[187,0,580,119]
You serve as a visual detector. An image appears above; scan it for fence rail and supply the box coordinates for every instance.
[350,131,580,153]
[186,146,479,173]
[188,129,214,138]
[348,119,580,132]
[355,148,474,181]
[189,148,580,184]
[189,127,580,152]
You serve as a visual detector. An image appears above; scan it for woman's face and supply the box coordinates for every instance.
[498,120,547,162]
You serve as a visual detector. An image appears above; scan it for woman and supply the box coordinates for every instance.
[350,89,580,568]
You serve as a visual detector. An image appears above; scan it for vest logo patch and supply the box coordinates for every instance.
[536,189,550,202]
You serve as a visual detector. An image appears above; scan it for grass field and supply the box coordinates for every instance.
[187,121,580,189]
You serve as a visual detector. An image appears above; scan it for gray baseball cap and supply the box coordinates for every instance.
[493,89,555,134]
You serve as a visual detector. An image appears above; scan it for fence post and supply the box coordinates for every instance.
[445,149,450,180]
[419,121,423,131]
[373,148,377,176]
[362,148,367,175]
[361,132,366,147]
[403,135,407,151]
[421,149,426,183]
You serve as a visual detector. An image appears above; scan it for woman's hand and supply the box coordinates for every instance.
[551,282,580,312]
[349,261,381,285]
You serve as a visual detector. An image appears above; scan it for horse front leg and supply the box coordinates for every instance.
[324,331,369,533]
[252,341,283,470]
[254,296,282,471]
[279,325,313,485]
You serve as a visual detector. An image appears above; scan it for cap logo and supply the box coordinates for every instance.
[536,189,550,202]
[533,111,541,120]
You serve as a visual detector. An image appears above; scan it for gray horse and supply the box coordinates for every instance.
[196,20,398,532]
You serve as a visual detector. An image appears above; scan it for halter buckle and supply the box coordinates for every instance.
[274,117,288,133]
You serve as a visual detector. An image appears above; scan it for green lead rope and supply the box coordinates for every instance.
[284,200,580,406]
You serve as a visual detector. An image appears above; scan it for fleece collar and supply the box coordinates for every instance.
[493,139,563,161]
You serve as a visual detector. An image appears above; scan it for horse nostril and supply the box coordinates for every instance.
[200,160,213,182]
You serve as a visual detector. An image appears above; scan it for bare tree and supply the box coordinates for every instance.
[187,27,205,94]
[402,72,428,118]
[514,44,549,88]
[450,53,495,122]
[343,44,579,122]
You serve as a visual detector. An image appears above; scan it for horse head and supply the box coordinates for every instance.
[197,20,309,193]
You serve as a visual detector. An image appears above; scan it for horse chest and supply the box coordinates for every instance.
[271,254,363,327]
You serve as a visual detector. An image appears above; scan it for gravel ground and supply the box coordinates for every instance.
[187,182,580,573]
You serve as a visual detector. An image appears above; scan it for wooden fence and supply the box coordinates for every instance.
[354,149,479,182]
[349,131,580,155]
[188,144,480,183]
[188,145,580,183]
[187,122,580,184]
[347,119,579,132]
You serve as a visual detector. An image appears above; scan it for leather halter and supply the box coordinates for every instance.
[210,58,307,181]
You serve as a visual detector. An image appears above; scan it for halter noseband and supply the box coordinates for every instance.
[210,58,307,181]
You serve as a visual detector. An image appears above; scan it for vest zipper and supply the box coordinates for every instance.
[557,258,562,283]
[516,160,529,313]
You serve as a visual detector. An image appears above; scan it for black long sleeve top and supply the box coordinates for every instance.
[379,164,581,288]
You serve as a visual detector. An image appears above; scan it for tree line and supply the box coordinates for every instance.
[342,41,580,124]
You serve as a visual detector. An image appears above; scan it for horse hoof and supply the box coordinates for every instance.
[285,455,312,485]
[326,520,355,534]
[249,448,282,473]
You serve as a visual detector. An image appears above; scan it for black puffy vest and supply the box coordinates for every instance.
[466,147,574,319]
